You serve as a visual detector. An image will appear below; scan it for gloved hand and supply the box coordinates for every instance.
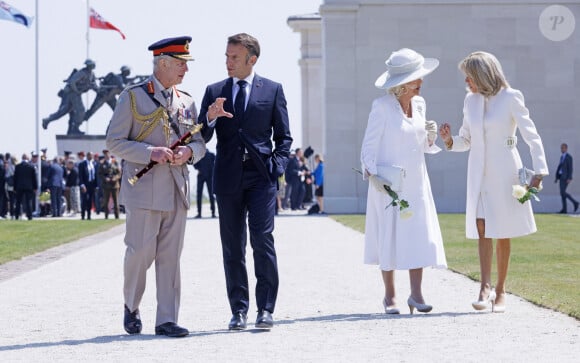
[369,174,391,194]
[425,120,437,143]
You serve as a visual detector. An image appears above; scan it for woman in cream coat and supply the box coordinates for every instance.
[440,51,548,313]
[361,48,447,315]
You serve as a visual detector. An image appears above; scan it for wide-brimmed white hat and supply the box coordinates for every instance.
[374,48,439,89]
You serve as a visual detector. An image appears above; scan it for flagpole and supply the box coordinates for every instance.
[34,0,41,214]
[85,0,90,134]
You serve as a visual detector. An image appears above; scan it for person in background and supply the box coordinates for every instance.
[5,154,17,219]
[64,159,80,216]
[555,143,578,214]
[312,154,325,214]
[361,48,447,315]
[199,33,292,330]
[98,149,121,219]
[193,150,216,218]
[0,154,6,219]
[95,154,105,215]
[13,153,37,220]
[78,151,98,220]
[439,51,548,313]
[47,157,64,218]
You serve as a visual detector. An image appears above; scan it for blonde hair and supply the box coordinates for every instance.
[388,84,406,98]
[459,51,509,97]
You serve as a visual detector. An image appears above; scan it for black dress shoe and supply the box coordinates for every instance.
[255,310,274,329]
[228,312,247,330]
[574,202,579,212]
[194,214,202,219]
[155,322,189,337]
[558,210,567,214]
[124,305,142,334]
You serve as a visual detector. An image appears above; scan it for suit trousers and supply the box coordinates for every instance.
[559,179,578,211]
[196,174,215,215]
[123,202,187,326]
[81,184,96,219]
[216,162,279,315]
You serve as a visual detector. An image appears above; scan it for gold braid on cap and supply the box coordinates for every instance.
[129,90,169,142]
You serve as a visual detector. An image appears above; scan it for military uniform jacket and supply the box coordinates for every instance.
[106,75,206,211]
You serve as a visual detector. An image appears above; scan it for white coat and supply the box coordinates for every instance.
[361,94,447,271]
[449,88,549,239]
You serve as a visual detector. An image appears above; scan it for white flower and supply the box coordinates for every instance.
[512,185,527,199]
[400,209,413,220]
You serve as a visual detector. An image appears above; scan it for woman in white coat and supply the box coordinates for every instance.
[439,51,548,313]
[361,48,447,315]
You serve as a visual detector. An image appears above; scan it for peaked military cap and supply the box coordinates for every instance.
[148,36,193,61]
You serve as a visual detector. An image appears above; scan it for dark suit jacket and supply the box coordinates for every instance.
[78,159,98,188]
[14,161,37,192]
[199,74,293,194]
[194,151,215,179]
[556,153,573,181]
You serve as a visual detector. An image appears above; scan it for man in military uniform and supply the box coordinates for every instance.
[97,149,120,219]
[106,36,206,338]
[43,59,98,135]
[84,66,148,121]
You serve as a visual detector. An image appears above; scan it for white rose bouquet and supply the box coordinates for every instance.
[512,184,541,204]
[354,168,412,217]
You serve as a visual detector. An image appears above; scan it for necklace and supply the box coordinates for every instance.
[399,101,411,117]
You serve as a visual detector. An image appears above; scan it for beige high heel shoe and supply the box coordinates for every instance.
[492,292,506,313]
[382,297,400,314]
[407,296,432,314]
[472,290,496,311]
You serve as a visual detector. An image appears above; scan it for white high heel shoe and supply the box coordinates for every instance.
[407,296,432,315]
[472,290,496,311]
[382,297,400,315]
[492,292,506,313]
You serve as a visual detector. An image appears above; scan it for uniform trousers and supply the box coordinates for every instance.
[123,201,187,326]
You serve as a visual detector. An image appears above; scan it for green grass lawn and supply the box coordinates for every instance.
[0,219,124,265]
[332,214,580,319]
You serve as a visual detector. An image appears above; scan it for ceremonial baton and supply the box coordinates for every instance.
[128,123,202,186]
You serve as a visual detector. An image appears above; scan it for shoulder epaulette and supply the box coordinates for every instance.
[127,79,151,92]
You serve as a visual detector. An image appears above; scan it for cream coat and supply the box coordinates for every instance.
[449,88,549,239]
[361,94,447,271]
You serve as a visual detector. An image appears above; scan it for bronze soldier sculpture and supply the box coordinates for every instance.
[42,59,98,135]
[84,66,148,121]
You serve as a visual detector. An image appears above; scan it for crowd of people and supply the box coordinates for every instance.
[0,148,122,221]
[279,147,325,215]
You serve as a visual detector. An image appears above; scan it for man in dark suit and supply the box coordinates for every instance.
[78,151,98,220]
[193,150,216,218]
[555,143,578,213]
[13,153,37,220]
[199,33,292,330]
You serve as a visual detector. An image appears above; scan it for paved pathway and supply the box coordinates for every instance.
[0,209,578,362]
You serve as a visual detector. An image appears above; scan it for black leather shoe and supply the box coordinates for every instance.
[255,310,274,329]
[574,202,579,212]
[228,312,247,330]
[155,322,189,337]
[194,214,202,219]
[123,305,142,334]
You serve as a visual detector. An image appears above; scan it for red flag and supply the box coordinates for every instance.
[89,7,125,40]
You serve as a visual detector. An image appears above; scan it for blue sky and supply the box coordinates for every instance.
[1,0,320,158]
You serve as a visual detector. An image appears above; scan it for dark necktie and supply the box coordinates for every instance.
[235,80,247,115]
